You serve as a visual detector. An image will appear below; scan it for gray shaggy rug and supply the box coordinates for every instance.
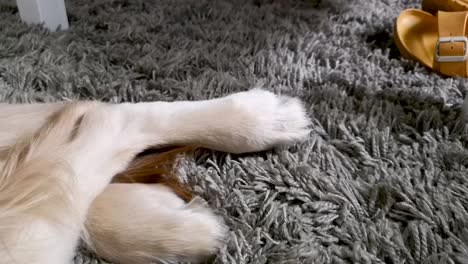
[2,0,468,263]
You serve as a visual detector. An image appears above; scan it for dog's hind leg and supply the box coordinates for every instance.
[0,100,189,264]
[0,89,310,264]
[86,183,227,264]
[84,89,311,264]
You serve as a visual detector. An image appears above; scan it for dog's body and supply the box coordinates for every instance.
[0,89,310,264]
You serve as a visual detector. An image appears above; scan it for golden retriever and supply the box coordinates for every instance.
[0,89,310,264]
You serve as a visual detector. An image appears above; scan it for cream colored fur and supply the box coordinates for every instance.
[0,89,310,264]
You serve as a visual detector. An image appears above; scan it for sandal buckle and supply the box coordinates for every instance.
[435,36,468,63]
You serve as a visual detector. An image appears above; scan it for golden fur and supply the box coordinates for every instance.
[0,89,311,264]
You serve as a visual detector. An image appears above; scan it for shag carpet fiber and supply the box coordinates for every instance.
[1,0,468,263]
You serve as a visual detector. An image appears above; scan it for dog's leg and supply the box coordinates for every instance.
[126,88,311,153]
[86,183,226,264]
[0,101,171,264]
[0,89,310,154]
[84,89,311,263]
[0,89,309,264]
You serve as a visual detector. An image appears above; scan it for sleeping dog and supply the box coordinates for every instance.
[0,89,310,264]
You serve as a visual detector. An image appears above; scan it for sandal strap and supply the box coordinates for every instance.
[433,11,468,77]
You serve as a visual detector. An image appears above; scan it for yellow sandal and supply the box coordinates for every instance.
[394,10,468,77]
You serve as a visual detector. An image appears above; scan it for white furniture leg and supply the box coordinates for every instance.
[16,0,69,31]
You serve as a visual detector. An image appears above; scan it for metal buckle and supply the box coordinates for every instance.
[435,36,468,62]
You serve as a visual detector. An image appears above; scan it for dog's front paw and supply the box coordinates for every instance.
[225,89,311,153]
